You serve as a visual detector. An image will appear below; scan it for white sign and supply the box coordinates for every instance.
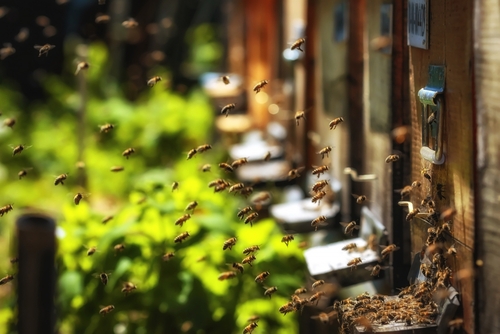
[408,0,429,49]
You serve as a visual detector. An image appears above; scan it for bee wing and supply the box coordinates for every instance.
[365,265,374,271]
[351,193,360,198]
[339,222,349,227]
[34,45,42,50]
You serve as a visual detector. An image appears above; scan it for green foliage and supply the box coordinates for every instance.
[0,43,305,333]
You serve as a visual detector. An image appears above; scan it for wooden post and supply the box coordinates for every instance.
[304,0,317,168]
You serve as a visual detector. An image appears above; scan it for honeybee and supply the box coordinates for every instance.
[223,237,237,250]
[3,118,16,128]
[281,234,295,247]
[99,305,115,316]
[311,191,327,204]
[406,208,420,221]
[412,181,422,188]
[264,151,272,161]
[221,75,230,84]
[10,257,19,264]
[447,244,457,257]
[385,154,400,163]
[185,201,198,212]
[85,245,97,256]
[221,103,236,117]
[73,192,85,205]
[110,166,124,172]
[74,61,89,75]
[95,272,112,285]
[0,43,15,60]
[317,146,332,159]
[99,123,114,133]
[354,316,373,332]
[347,257,362,270]
[243,322,258,334]
[121,282,137,295]
[352,194,367,204]
[231,158,248,169]
[312,180,329,193]
[242,254,256,266]
[232,262,244,273]
[295,110,307,126]
[399,185,413,198]
[311,215,327,231]
[311,279,325,290]
[194,144,211,154]
[238,206,253,220]
[34,44,55,57]
[421,167,432,181]
[253,80,268,93]
[102,215,114,224]
[174,232,190,243]
[54,173,68,186]
[0,274,14,285]
[311,310,337,324]
[342,243,357,251]
[254,271,270,283]
[201,164,211,172]
[229,183,245,194]
[240,187,254,198]
[309,291,326,305]
[312,165,329,178]
[365,264,389,277]
[279,301,295,315]
[122,18,138,28]
[244,212,259,226]
[14,28,29,43]
[147,76,161,87]
[340,221,360,236]
[0,204,13,217]
[290,37,306,51]
[187,149,197,160]
[175,214,191,227]
[329,117,344,130]
[114,243,125,253]
[381,244,400,259]
[162,252,175,261]
[243,245,260,255]
[95,13,110,24]
[122,148,135,159]
[427,111,436,124]
[287,167,305,180]
[264,286,278,298]
[219,162,234,173]
[251,191,271,204]
[294,287,307,295]
[172,181,179,191]
[12,144,28,156]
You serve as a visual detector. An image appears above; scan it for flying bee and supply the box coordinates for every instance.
[175,214,191,227]
[10,257,19,264]
[427,111,436,124]
[201,164,211,172]
[279,302,295,315]
[367,234,378,251]
[436,183,446,200]
[406,208,420,221]
[54,173,68,186]
[447,244,457,257]
[12,144,30,156]
[281,234,295,247]
[110,166,124,172]
[352,194,367,204]
[440,207,457,221]
[74,61,89,75]
[231,158,248,169]
[347,257,362,270]
[172,181,179,192]
[195,144,211,154]
[309,291,326,305]
[237,206,253,220]
[0,204,13,217]
[185,201,198,212]
[147,76,161,87]
[264,286,278,298]
[73,192,87,205]
[187,148,197,160]
[243,322,258,334]
[251,191,271,204]
[122,18,138,28]
[294,109,310,126]
[342,243,357,251]
[221,75,230,84]
[223,237,237,250]
[311,215,328,231]
[311,279,325,290]
[94,272,112,286]
[253,80,268,93]
[221,103,236,117]
[312,180,329,193]
[174,232,190,243]
[312,165,329,178]
[290,37,306,51]
[121,282,137,295]
[287,166,305,180]
[34,44,55,57]
[311,310,338,324]
[242,254,256,266]
[99,123,114,133]
[3,118,15,128]
[317,146,332,159]
[95,13,110,24]
[340,221,360,236]
[365,264,389,277]
[243,245,260,255]
[254,271,270,283]
[102,215,113,224]
[114,243,125,253]
[240,186,254,198]
[162,252,175,261]
[0,43,15,60]
[0,274,14,285]
[329,117,344,130]
[311,191,327,204]
[229,183,245,194]
[14,28,29,43]
[244,212,259,226]
[219,162,234,173]
[399,185,413,198]
[380,244,400,259]
[232,262,244,273]
[294,287,307,295]
[421,167,432,181]
[99,305,115,316]
[385,154,400,163]
[122,148,135,159]
[412,180,422,188]
[264,151,272,161]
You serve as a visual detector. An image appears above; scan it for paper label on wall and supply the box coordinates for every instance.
[408,0,429,49]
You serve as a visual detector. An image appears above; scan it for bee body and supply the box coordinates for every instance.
[99,123,114,133]
[147,76,162,87]
[114,244,125,252]
[281,234,295,247]
[12,145,26,156]
[54,173,68,186]
[95,14,110,24]
[264,286,278,298]
[187,149,197,160]
[294,287,307,295]
[74,193,84,205]
[174,232,190,243]
[244,212,259,226]
[0,274,14,285]
[96,272,111,286]
[288,167,305,180]
[242,254,256,266]
[342,243,357,251]
[110,166,124,172]
[162,252,175,261]
[0,204,13,217]
[74,61,89,75]
[121,282,137,295]
[122,18,138,28]
[185,201,198,212]
[381,244,400,259]
[264,151,271,161]
[243,245,260,255]
[311,191,327,204]
[201,164,211,172]
[312,279,325,290]
[311,215,327,231]
[172,181,179,191]
[365,264,388,277]
[340,221,360,236]
[221,76,230,84]
[196,144,212,153]
[318,146,332,159]
[400,185,413,198]
[231,158,248,169]
[347,257,362,270]
[312,165,329,178]
[218,271,238,281]
[87,246,97,256]
[99,305,115,316]
[18,169,32,179]
[329,117,344,130]
[406,208,420,222]
[237,206,253,220]
[219,162,234,173]
[243,322,258,334]
[223,237,237,250]
[253,80,268,94]
[254,271,270,283]
[122,148,135,159]
[232,262,244,273]
[221,103,236,117]
[175,214,191,227]
[3,118,16,128]
[102,215,114,224]
[309,291,326,305]
[312,180,329,193]
[229,183,245,194]
[34,44,55,57]
[385,154,400,163]
[0,43,15,60]
[291,37,306,51]
[295,111,306,126]
[353,194,367,204]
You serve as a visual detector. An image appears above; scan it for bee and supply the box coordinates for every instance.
[251,191,271,204]
[421,167,432,182]
[254,271,270,283]
[14,28,29,43]
[10,257,19,264]
[311,191,327,204]
[54,173,68,186]
[352,194,367,204]
[264,286,278,298]
[218,271,238,282]
[412,180,422,188]
[342,243,357,251]
[365,264,389,277]
[223,237,237,250]
[243,245,260,255]
[201,164,211,172]
[195,144,211,154]
[237,206,253,220]
[447,244,457,257]
[174,232,190,243]
[0,43,15,60]
[427,111,436,124]
[309,291,326,305]
[347,257,362,270]
[147,76,162,87]
[232,262,244,273]
[114,243,125,253]
[175,214,191,227]
[281,234,295,247]
[231,158,248,169]
[279,302,295,315]
[406,208,420,221]
[311,310,337,324]
[95,272,112,286]
[221,103,236,117]
[381,244,400,259]
[311,279,325,290]
[264,151,271,161]
[0,204,13,217]
[340,221,360,236]
[102,215,113,224]
[290,37,306,51]
[0,274,14,285]
[295,110,307,126]
[400,185,413,198]
[187,149,197,160]
[185,201,198,212]
[294,287,307,295]
[312,165,329,178]
[99,123,114,133]
[329,117,344,130]
[86,245,97,256]
[110,166,124,172]
[99,305,115,316]
[287,167,305,180]
[436,183,446,200]
[243,322,258,334]
[122,148,135,159]
[385,154,400,163]
[367,234,378,251]
[12,144,28,156]
[95,13,110,24]
[240,187,254,198]
[242,254,256,266]
[74,61,89,75]
[229,183,245,194]
[3,118,15,128]
[34,44,55,57]
[221,75,230,85]
[121,282,137,295]
[219,162,234,173]
[122,18,138,28]
[208,179,227,188]
[312,180,329,193]
[244,212,259,226]
[317,146,332,159]
[311,215,327,231]
[172,181,179,192]
[73,193,86,205]
[253,80,268,93]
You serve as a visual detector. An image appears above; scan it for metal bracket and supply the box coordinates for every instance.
[343,167,377,182]
[418,65,446,165]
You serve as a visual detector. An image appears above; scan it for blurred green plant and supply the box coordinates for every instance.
[0,42,305,334]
